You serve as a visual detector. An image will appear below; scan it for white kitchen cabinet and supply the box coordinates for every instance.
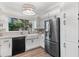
[39,34,45,48]
[36,20,44,29]
[65,42,78,57]
[0,38,12,57]
[25,37,40,51]
[65,10,78,43]
[60,43,66,57]
[25,39,32,50]
[61,42,78,57]
[60,3,78,57]
[61,3,78,43]
[0,45,1,57]
[32,38,40,48]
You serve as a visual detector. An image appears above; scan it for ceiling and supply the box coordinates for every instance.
[0,2,62,19]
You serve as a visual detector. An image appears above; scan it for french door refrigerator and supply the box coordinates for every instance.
[44,18,60,57]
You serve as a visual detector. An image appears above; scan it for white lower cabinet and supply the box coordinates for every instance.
[65,42,78,57]
[39,34,45,48]
[61,43,66,57]
[0,38,12,57]
[25,34,45,51]
[61,42,78,57]
[25,38,40,51]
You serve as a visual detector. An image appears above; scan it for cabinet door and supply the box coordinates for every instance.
[60,43,66,57]
[32,39,40,48]
[65,42,78,57]
[60,12,66,57]
[60,3,78,57]
[26,39,32,51]
[0,39,12,57]
[26,38,37,51]
[65,7,78,43]
[61,42,78,57]
[39,34,45,48]
[0,45,1,57]
[26,39,40,51]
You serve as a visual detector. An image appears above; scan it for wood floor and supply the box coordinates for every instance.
[14,47,51,57]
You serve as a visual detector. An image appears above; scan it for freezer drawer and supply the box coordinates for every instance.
[49,42,60,57]
[45,40,60,57]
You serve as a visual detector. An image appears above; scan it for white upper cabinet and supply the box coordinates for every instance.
[36,20,44,29]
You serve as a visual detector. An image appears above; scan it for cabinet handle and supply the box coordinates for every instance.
[63,20,66,25]
[64,43,66,48]
[31,39,34,43]
[4,40,9,42]
[9,43,10,48]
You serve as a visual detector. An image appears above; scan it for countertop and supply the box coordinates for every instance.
[0,33,42,39]
[0,35,27,39]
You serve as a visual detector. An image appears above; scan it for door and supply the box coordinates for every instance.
[45,40,50,53]
[45,20,57,42]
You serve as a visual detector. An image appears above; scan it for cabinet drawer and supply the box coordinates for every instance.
[0,39,11,45]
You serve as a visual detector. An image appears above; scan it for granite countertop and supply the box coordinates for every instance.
[0,35,27,39]
[0,31,27,39]
[0,33,42,39]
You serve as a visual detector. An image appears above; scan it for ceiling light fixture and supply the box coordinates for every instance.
[23,4,36,15]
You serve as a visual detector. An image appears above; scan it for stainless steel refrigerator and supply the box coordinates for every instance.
[44,18,60,57]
